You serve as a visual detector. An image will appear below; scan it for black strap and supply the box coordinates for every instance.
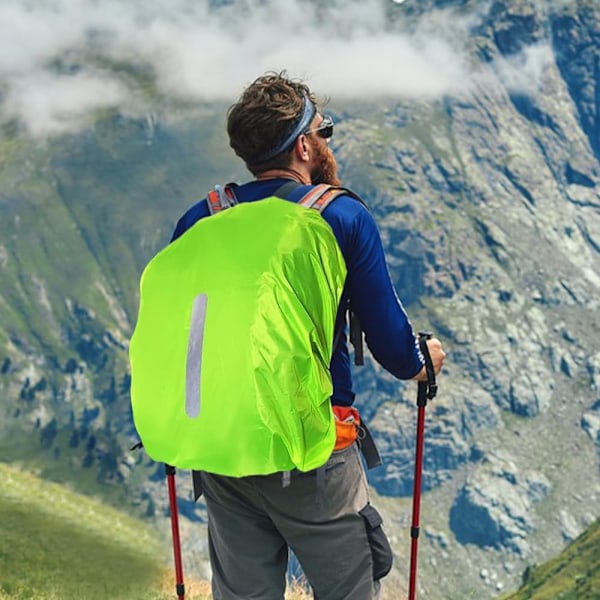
[358,420,383,469]
[192,470,203,501]
[349,310,364,366]
[273,180,303,199]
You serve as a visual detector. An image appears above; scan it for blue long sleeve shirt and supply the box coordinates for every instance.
[171,178,424,406]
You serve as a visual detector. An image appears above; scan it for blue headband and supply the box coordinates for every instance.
[254,96,316,163]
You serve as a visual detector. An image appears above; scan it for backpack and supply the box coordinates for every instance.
[129,183,360,477]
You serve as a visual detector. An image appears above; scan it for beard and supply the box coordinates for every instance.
[311,142,342,186]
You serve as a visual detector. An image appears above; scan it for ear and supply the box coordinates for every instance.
[294,135,310,162]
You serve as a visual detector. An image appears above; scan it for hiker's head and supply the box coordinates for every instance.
[227,71,339,184]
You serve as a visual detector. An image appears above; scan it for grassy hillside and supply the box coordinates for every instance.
[3,456,596,600]
[0,461,212,600]
[0,462,323,600]
[499,519,600,600]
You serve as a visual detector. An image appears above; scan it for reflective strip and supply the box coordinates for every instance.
[185,293,208,418]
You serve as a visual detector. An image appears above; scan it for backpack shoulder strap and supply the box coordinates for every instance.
[207,183,239,215]
[282,183,366,366]
[271,180,366,366]
[273,181,367,213]
[297,184,366,213]
[273,180,303,200]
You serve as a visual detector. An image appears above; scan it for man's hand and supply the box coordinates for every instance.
[412,337,446,381]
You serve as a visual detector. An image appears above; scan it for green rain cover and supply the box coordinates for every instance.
[129,197,347,476]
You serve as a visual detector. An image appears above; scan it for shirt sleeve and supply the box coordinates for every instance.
[170,199,210,242]
[339,203,424,380]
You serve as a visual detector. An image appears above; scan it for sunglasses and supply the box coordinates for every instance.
[304,114,334,140]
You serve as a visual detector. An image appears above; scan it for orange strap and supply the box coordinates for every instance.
[207,189,222,213]
[333,405,361,451]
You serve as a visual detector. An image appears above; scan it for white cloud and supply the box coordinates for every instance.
[4,72,130,135]
[0,0,549,135]
[492,43,555,95]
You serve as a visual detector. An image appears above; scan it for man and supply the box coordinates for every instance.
[171,71,445,600]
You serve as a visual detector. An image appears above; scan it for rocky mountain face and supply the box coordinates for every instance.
[334,0,600,595]
[0,1,598,598]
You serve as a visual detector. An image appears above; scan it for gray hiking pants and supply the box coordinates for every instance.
[200,443,393,600]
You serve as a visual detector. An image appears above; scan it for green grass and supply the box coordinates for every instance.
[0,462,324,600]
[499,519,600,600]
[0,461,182,600]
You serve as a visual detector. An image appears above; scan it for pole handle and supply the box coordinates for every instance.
[417,331,437,407]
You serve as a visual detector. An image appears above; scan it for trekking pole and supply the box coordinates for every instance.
[165,465,186,600]
[408,332,438,600]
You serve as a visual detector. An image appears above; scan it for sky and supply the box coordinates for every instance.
[0,0,559,135]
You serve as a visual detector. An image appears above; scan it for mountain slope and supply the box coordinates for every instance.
[500,518,600,600]
[0,108,244,505]
[0,461,174,599]
[0,1,599,599]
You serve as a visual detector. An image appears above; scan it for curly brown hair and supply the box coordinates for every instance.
[227,71,319,174]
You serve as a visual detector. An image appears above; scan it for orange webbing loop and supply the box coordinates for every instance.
[207,189,223,214]
[333,405,361,451]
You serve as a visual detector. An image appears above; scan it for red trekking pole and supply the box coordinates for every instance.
[408,332,437,600]
[165,465,186,600]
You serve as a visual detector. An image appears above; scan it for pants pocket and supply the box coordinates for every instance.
[359,504,394,581]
